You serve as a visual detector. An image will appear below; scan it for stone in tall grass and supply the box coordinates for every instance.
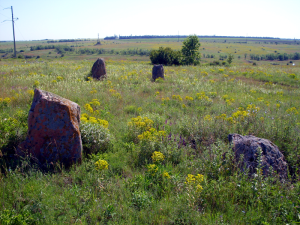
[228,133,288,180]
[17,89,82,167]
[91,58,107,80]
[152,64,164,81]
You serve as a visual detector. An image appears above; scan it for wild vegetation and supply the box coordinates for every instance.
[0,36,300,224]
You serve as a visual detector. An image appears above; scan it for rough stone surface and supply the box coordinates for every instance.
[91,58,106,80]
[228,133,288,179]
[152,64,164,81]
[18,89,82,167]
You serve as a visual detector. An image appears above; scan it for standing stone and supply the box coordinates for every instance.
[152,64,164,81]
[228,133,288,180]
[91,58,107,80]
[18,89,82,167]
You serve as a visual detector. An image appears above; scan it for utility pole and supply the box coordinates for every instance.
[11,6,16,57]
[96,33,101,45]
[3,6,18,57]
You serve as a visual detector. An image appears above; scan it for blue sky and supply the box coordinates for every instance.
[0,0,299,41]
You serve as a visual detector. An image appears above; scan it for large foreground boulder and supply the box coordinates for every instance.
[18,89,82,167]
[91,58,107,80]
[152,64,164,81]
[228,133,288,179]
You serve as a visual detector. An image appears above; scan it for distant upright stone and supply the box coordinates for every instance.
[228,133,288,180]
[152,64,164,81]
[91,58,107,80]
[18,89,82,167]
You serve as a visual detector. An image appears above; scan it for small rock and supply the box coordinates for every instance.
[152,64,164,81]
[228,133,288,179]
[18,89,82,167]
[91,58,107,80]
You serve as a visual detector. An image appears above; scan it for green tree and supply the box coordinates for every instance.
[181,35,201,65]
[227,53,234,64]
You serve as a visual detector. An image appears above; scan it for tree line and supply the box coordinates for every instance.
[249,52,300,61]
[105,35,280,40]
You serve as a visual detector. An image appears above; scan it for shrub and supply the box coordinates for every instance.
[150,47,181,66]
[80,122,112,155]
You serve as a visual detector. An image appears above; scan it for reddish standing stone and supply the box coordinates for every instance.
[17,89,82,167]
[91,58,107,80]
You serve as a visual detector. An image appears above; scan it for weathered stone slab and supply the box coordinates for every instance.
[228,133,288,179]
[18,89,82,167]
[91,58,107,80]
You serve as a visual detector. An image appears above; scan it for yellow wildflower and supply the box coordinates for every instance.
[163,172,171,179]
[151,151,165,163]
[95,159,109,171]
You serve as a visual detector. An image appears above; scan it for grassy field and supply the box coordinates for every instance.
[0,38,300,224]
[1,37,300,65]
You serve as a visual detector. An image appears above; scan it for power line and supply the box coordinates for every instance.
[0,12,10,19]
[15,22,26,40]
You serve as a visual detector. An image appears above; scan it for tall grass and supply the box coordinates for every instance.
[0,56,299,224]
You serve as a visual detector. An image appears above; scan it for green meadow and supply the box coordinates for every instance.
[0,37,300,224]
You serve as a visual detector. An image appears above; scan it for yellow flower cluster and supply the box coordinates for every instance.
[119,75,128,80]
[109,89,121,98]
[81,114,109,128]
[90,99,100,107]
[27,90,34,96]
[95,159,109,171]
[33,80,40,88]
[219,69,224,73]
[215,113,227,120]
[137,128,166,141]
[286,107,298,115]
[90,88,97,94]
[84,103,94,114]
[0,97,11,105]
[83,99,100,115]
[209,79,215,83]
[246,104,260,116]
[288,73,296,79]
[161,97,170,103]
[151,151,165,163]
[172,95,183,101]
[56,76,63,81]
[204,115,212,121]
[277,91,283,95]
[201,71,208,76]
[185,96,193,101]
[155,91,160,96]
[127,116,154,130]
[185,174,204,192]
[197,92,212,103]
[163,172,171,179]
[232,109,248,121]
[223,95,235,105]
[257,97,264,101]
[250,89,257,93]
[147,164,158,176]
